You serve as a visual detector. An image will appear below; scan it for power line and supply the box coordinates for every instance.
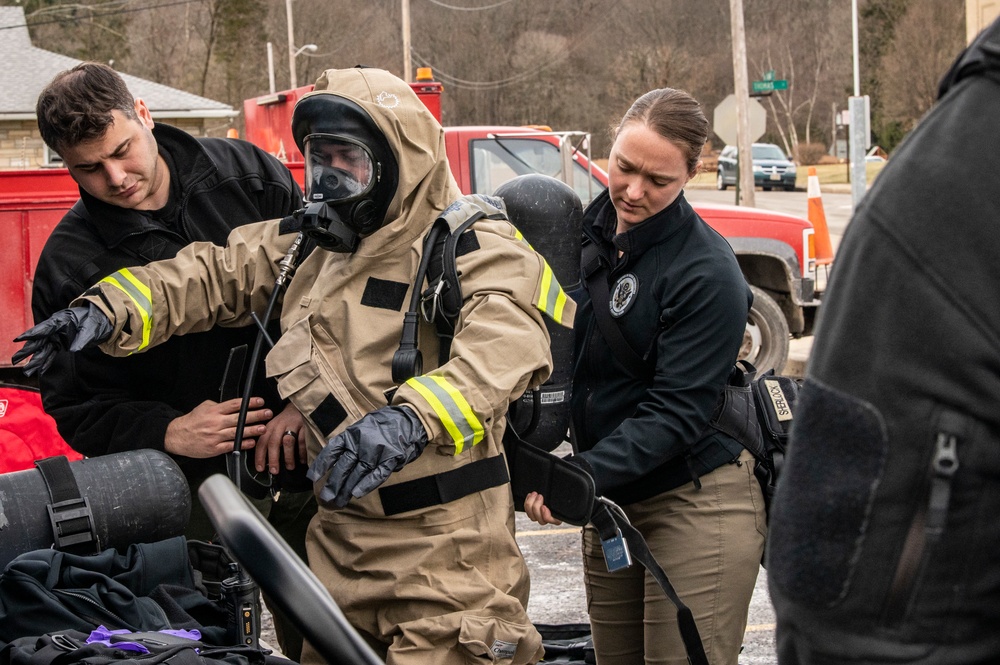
[423,0,516,11]
[411,47,566,90]
[0,0,200,30]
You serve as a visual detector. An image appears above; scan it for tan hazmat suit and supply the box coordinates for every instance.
[75,67,575,665]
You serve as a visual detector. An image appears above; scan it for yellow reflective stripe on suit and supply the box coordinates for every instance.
[509,228,568,325]
[538,260,568,325]
[99,269,153,352]
[405,375,485,455]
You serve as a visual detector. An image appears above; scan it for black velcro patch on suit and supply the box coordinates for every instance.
[767,378,889,607]
[455,230,480,258]
[360,277,409,311]
[310,394,348,436]
[278,214,303,235]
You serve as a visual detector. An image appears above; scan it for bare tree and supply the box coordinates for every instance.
[745,0,851,158]
[23,0,962,162]
[880,0,965,133]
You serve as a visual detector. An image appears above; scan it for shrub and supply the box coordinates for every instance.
[794,142,828,165]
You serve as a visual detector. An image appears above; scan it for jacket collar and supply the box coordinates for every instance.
[78,123,215,247]
[583,188,696,264]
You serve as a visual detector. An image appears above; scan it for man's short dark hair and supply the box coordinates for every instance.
[36,62,137,153]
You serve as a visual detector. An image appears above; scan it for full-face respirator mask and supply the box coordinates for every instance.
[292,93,399,253]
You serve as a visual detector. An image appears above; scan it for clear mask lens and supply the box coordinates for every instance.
[304,136,376,203]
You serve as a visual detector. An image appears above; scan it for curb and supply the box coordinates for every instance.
[687,182,852,195]
[784,336,814,379]
[784,356,808,379]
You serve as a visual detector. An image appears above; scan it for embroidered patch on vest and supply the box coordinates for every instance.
[361,277,409,311]
[609,273,638,318]
[310,394,348,436]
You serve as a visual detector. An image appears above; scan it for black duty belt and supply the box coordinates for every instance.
[378,454,509,516]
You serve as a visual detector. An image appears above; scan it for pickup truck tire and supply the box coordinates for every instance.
[716,172,727,191]
[741,285,789,374]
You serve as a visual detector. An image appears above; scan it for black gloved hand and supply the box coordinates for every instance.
[307,405,429,507]
[11,303,113,376]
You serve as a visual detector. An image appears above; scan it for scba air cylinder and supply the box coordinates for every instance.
[0,449,191,569]
[496,174,583,452]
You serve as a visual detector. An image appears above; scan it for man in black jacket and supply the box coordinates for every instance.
[30,62,314,660]
[767,17,1000,665]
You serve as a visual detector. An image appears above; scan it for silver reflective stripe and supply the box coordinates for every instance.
[405,375,484,455]
[99,269,152,351]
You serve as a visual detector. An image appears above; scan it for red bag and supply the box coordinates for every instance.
[0,384,81,474]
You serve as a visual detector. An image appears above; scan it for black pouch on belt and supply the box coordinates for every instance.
[503,427,595,526]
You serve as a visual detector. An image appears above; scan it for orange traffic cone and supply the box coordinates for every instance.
[807,166,834,266]
[226,128,239,139]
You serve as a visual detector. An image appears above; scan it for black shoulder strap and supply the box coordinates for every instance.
[34,456,101,555]
[580,240,651,379]
[423,212,485,365]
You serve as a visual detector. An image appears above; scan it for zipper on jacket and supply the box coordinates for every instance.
[53,588,143,629]
[881,430,960,624]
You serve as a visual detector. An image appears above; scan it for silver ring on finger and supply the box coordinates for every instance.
[283,429,298,440]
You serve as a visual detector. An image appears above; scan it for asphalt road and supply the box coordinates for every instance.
[685,186,857,252]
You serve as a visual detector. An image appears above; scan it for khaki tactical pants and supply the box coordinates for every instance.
[581,448,765,665]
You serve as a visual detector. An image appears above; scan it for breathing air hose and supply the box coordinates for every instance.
[229,230,306,492]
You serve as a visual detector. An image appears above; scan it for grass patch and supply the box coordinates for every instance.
[690,160,886,189]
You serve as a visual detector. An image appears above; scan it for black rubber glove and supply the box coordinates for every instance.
[11,303,113,376]
[307,405,429,508]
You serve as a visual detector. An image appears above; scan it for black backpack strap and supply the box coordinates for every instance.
[589,499,708,665]
[580,239,651,379]
[424,213,484,365]
[34,456,101,555]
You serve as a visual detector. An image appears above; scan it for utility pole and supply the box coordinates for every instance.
[848,0,869,210]
[729,0,755,207]
[267,42,276,94]
[286,0,298,89]
[401,0,412,83]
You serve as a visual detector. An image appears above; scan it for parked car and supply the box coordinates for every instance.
[717,143,797,192]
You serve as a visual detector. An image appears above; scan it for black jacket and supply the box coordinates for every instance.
[572,189,751,505]
[768,17,1000,653]
[32,123,302,480]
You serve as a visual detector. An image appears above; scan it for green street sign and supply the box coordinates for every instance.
[752,79,788,92]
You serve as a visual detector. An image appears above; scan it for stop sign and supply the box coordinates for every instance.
[713,94,766,146]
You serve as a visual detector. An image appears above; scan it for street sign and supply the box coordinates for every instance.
[712,93,766,147]
[752,79,788,93]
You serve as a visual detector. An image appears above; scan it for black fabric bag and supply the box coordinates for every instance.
[0,537,233,650]
[0,629,272,665]
[536,624,594,664]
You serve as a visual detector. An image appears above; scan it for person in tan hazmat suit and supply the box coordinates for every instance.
[13,66,576,665]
